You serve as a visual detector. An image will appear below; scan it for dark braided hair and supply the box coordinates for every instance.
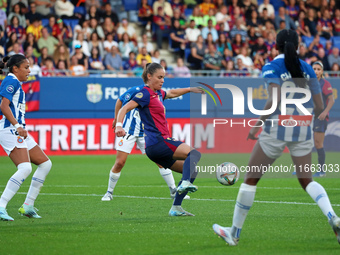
[0,54,27,74]
[142,62,163,83]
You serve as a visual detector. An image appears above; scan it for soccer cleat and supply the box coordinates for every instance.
[18,204,42,218]
[101,192,113,201]
[329,215,340,244]
[0,207,14,221]
[168,206,194,216]
[177,180,197,195]
[212,224,239,246]
[170,190,190,200]
[313,171,326,178]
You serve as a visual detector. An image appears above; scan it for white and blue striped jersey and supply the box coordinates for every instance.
[0,73,25,129]
[119,84,145,137]
[262,54,321,142]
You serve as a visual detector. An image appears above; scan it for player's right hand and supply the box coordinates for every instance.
[247,126,260,140]
[17,127,27,139]
[115,126,126,137]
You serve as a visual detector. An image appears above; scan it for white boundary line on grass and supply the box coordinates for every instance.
[15,192,340,207]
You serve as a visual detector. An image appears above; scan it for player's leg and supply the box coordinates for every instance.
[314,131,326,176]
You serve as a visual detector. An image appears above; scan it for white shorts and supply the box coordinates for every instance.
[0,128,38,155]
[259,131,313,159]
[115,134,145,154]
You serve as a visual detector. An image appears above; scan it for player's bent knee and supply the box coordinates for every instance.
[39,159,52,174]
[17,162,33,179]
[190,149,201,161]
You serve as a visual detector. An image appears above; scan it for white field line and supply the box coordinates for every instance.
[13,192,340,207]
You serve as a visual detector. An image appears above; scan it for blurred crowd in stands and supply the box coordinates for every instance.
[1,0,340,77]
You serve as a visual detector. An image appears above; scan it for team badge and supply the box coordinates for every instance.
[135,92,143,98]
[17,137,24,143]
[6,85,14,93]
[118,140,123,146]
[86,84,103,103]
[125,93,131,100]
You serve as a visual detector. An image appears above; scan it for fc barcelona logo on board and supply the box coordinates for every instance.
[86,84,103,103]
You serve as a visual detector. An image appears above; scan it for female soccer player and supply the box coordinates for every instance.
[312,61,335,177]
[213,29,340,245]
[115,63,203,216]
[0,55,52,221]
[101,84,189,201]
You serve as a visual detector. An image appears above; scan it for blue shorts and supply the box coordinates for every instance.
[145,137,183,169]
[313,118,328,133]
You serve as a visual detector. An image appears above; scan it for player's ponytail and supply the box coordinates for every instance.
[276,29,307,88]
[142,62,163,83]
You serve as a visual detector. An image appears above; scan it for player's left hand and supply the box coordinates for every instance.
[247,126,260,140]
[190,87,205,94]
[318,112,327,121]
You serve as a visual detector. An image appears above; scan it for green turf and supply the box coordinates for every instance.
[0,153,340,255]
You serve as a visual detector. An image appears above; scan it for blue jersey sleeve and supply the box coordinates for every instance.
[262,63,281,88]
[306,64,321,95]
[0,78,20,102]
[132,89,150,108]
[119,85,144,105]
[161,90,166,100]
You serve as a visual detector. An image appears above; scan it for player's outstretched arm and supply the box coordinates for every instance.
[115,100,139,137]
[166,87,204,99]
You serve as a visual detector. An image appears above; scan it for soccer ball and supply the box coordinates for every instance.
[216,162,240,186]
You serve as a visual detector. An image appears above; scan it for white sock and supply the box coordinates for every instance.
[107,171,121,193]
[159,168,176,192]
[231,183,257,239]
[25,160,52,206]
[0,162,32,208]
[306,181,336,220]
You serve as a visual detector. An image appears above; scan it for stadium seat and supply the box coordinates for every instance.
[302,36,314,48]
[63,19,79,32]
[332,36,340,49]
[74,6,86,16]
[169,37,180,53]
[123,0,138,11]
[184,8,193,17]
[41,18,49,27]
[270,0,285,11]
[319,36,327,48]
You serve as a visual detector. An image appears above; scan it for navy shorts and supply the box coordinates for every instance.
[145,137,183,169]
[313,118,328,133]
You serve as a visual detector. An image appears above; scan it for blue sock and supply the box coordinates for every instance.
[182,150,201,181]
[317,148,325,171]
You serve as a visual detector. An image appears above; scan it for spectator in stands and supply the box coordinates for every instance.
[138,0,153,37]
[73,19,91,41]
[8,42,24,56]
[308,34,324,56]
[231,33,245,56]
[153,0,173,17]
[235,46,253,71]
[298,43,310,63]
[34,0,54,18]
[258,8,272,28]
[88,17,104,40]
[277,20,286,33]
[54,0,75,19]
[264,31,275,52]
[119,32,137,61]
[85,0,100,11]
[104,45,123,71]
[311,48,330,71]
[151,49,161,64]
[172,7,186,28]
[136,46,152,66]
[203,43,227,74]
[253,51,265,73]
[185,20,200,43]
[325,40,333,56]
[5,32,20,54]
[41,56,56,77]
[55,60,69,76]
[223,47,233,63]
[188,35,206,69]
[28,56,41,76]
[304,8,318,36]
[330,63,340,77]
[274,7,296,30]
[230,17,247,42]
[72,32,90,56]
[285,0,299,21]
[45,15,60,39]
[138,33,154,56]
[327,47,340,69]
[228,0,239,17]
[123,51,138,72]
[25,2,42,26]
[329,0,336,17]
[266,46,278,63]
[188,6,204,27]
[25,45,38,63]
[235,57,249,76]
[251,37,267,57]
[296,10,311,37]
[246,9,261,34]
[247,26,258,49]
[203,8,216,27]
[89,31,104,59]
[88,46,104,71]
[199,0,216,16]
[0,26,4,47]
[216,33,227,55]
[230,6,245,27]
[117,18,137,42]
[0,0,7,12]
[258,0,274,20]
[170,19,188,57]
[23,32,40,56]
[103,32,118,54]
[86,4,100,21]
[174,57,191,77]
[298,0,308,14]
[101,17,117,40]
[171,0,185,16]
[37,27,60,56]
[133,58,148,77]
[160,59,174,77]
[0,6,6,29]
[215,5,231,32]
[38,46,49,66]
[69,54,88,76]
[26,17,43,41]
[6,16,26,44]
[205,32,215,45]
[7,3,26,27]
[317,9,333,39]
[53,43,70,69]
[202,19,218,42]
[153,6,171,49]
[102,2,119,27]
[221,59,237,77]
[10,0,28,11]
[56,18,72,46]
[240,0,257,21]
[333,8,340,36]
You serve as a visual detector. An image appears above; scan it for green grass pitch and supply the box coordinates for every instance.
[0,152,340,255]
